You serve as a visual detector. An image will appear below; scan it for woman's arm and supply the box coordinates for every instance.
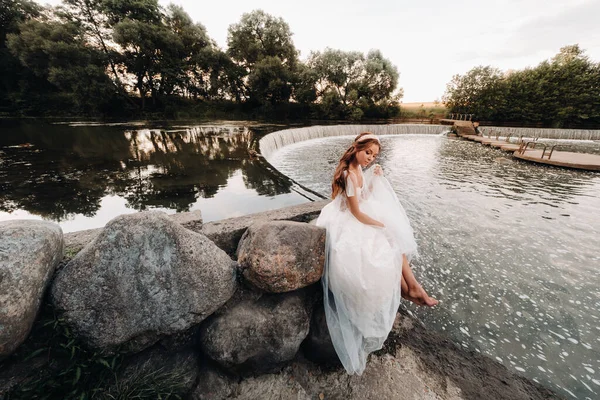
[365,164,382,192]
[346,173,384,227]
[347,195,384,227]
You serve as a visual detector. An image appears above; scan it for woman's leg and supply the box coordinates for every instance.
[401,274,409,294]
[401,254,438,307]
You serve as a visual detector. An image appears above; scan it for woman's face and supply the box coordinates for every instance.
[355,143,380,167]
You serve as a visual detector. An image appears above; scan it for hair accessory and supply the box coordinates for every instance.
[356,134,380,143]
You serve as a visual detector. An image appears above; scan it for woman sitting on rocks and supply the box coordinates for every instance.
[316,132,437,375]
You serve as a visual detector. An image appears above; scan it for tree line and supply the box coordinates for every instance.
[0,0,402,119]
[443,45,600,128]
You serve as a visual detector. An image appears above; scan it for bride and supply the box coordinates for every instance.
[316,132,438,375]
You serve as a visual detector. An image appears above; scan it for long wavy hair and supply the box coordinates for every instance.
[331,132,380,199]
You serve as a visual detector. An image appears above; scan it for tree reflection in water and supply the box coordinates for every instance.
[0,122,298,226]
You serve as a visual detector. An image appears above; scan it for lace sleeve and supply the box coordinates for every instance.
[345,172,356,197]
[363,167,374,193]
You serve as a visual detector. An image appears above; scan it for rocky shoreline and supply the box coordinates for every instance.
[0,202,561,399]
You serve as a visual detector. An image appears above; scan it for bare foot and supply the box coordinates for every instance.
[404,284,439,307]
[401,291,428,306]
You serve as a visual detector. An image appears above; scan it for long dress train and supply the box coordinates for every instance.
[316,167,418,375]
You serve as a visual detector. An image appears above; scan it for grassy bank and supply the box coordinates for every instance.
[400,102,447,120]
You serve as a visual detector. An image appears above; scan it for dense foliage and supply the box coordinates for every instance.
[443,45,600,128]
[1,1,401,119]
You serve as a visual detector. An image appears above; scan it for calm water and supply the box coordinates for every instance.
[0,120,310,232]
[268,134,600,399]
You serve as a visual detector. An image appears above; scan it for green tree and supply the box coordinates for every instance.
[110,1,225,108]
[0,0,41,110]
[226,10,298,105]
[101,0,161,25]
[361,50,400,103]
[162,4,219,100]
[308,48,363,106]
[306,48,401,118]
[227,9,297,68]
[60,0,133,103]
[107,0,163,108]
[0,0,40,48]
[247,56,294,105]
[292,61,318,105]
[444,45,600,127]
[195,49,247,102]
[7,15,116,114]
[544,45,600,127]
[443,65,504,120]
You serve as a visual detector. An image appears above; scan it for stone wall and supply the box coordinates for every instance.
[0,202,559,399]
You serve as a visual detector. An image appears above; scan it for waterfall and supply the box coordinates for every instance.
[259,124,449,160]
[478,126,600,141]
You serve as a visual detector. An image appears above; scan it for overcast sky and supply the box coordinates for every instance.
[37,0,600,102]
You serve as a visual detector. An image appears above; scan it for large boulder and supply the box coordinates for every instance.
[199,289,312,374]
[237,221,325,293]
[0,220,63,359]
[202,200,329,257]
[51,211,237,353]
[63,210,203,258]
[62,201,329,260]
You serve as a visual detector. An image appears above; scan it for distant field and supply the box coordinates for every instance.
[399,102,447,119]
[400,102,444,109]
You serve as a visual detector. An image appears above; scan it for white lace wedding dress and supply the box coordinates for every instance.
[316,167,418,375]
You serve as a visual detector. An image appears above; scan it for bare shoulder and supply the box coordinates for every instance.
[346,169,359,182]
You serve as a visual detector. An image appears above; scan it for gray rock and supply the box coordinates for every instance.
[0,220,63,358]
[202,200,329,257]
[194,306,560,400]
[170,209,203,230]
[63,201,328,260]
[63,210,203,259]
[64,227,102,258]
[237,221,325,293]
[199,290,312,374]
[51,211,236,353]
[191,361,236,400]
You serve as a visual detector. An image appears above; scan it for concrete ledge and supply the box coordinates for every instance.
[64,200,330,258]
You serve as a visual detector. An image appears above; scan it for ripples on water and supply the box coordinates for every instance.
[269,134,600,399]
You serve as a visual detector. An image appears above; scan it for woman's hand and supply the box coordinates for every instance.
[373,164,383,176]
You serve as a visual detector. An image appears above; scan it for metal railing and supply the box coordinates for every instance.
[540,144,559,159]
[517,138,539,154]
[447,113,474,121]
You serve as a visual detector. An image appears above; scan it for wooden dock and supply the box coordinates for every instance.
[450,121,600,171]
[513,149,600,171]
[498,144,522,152]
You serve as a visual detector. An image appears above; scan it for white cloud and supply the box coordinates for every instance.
[458,0,600,63]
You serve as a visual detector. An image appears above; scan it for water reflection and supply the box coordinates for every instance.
[269,134,600,399]
[0,121,305,231]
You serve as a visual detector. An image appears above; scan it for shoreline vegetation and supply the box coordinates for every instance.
[0,99,449,125]
[2,2,406,122]
[3,2,597,128]
[443,45,600,129]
